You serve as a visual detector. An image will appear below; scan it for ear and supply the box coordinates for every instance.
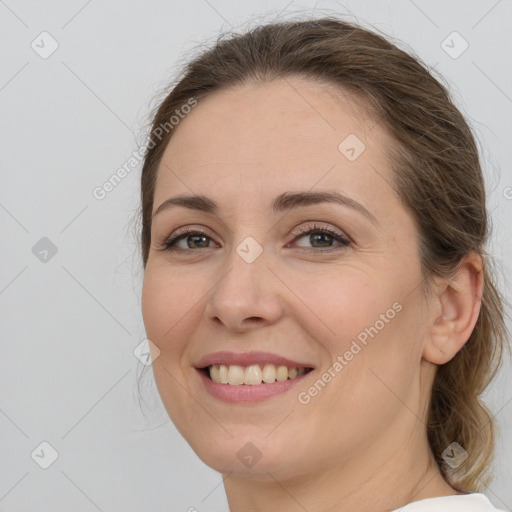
[422,252,484,365]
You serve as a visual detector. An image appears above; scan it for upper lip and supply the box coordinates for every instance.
[195,351,314,369]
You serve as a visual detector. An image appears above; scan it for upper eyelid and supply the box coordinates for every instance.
[164,222,350,246]
[167,222,346,238]
[170,224,216,237]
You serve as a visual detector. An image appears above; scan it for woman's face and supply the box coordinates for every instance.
[141,77,434,481]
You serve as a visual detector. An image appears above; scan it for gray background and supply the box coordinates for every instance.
[1,0,511,511]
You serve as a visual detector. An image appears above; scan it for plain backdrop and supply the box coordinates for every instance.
[1,1,511,511]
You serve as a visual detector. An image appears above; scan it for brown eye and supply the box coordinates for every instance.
[158,228,218,252]
[291,224,351,251]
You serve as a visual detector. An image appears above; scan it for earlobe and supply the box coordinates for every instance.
[422,252,484,365]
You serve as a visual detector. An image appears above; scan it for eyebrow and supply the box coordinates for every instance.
[152,191,378,225]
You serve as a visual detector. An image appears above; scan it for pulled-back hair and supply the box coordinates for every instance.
[139,16,509,491]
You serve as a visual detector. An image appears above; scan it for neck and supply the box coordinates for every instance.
[223,423,459,512]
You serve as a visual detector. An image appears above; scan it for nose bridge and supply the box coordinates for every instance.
[204,233,284,329]
[218,234,267,299]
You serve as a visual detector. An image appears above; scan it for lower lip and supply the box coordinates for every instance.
[196,369,310,403]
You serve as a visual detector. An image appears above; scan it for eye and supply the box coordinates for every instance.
[157,222,351,253]
[158,226,219,252]
[288,222,351,252]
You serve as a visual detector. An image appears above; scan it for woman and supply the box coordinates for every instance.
[138,16,509,512]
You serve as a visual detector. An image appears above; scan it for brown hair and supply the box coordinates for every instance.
[138,16,509,491]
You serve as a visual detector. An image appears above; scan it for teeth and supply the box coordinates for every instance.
[227,364,244,385]
[276,365,288,381]
[207,364,309,385]
[219,364,229,384]
[210,364,220,382]
[288,367,298,379]
[244,364,263,385]
[262,364,276,383]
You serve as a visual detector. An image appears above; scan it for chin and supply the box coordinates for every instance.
[188,433,309,481]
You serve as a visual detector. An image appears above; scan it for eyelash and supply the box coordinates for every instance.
[157,223,352,254]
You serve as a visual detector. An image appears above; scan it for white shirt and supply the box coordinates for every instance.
[390,493,506,511]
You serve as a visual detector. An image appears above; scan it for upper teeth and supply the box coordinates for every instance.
[208,364,307,385]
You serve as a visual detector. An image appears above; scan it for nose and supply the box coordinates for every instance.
[203,242,285,333]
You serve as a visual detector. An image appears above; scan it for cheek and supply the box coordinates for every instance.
[299,267,395,351]
[299,267,421,403]
[141,269,201,424]
[141,268,197,351]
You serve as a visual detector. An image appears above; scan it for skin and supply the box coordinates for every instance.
[141,77,483,512]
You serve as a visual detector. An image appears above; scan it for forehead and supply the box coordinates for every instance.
[154,77,395,206]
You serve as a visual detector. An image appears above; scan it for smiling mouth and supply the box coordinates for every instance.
[199,364,314,385]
